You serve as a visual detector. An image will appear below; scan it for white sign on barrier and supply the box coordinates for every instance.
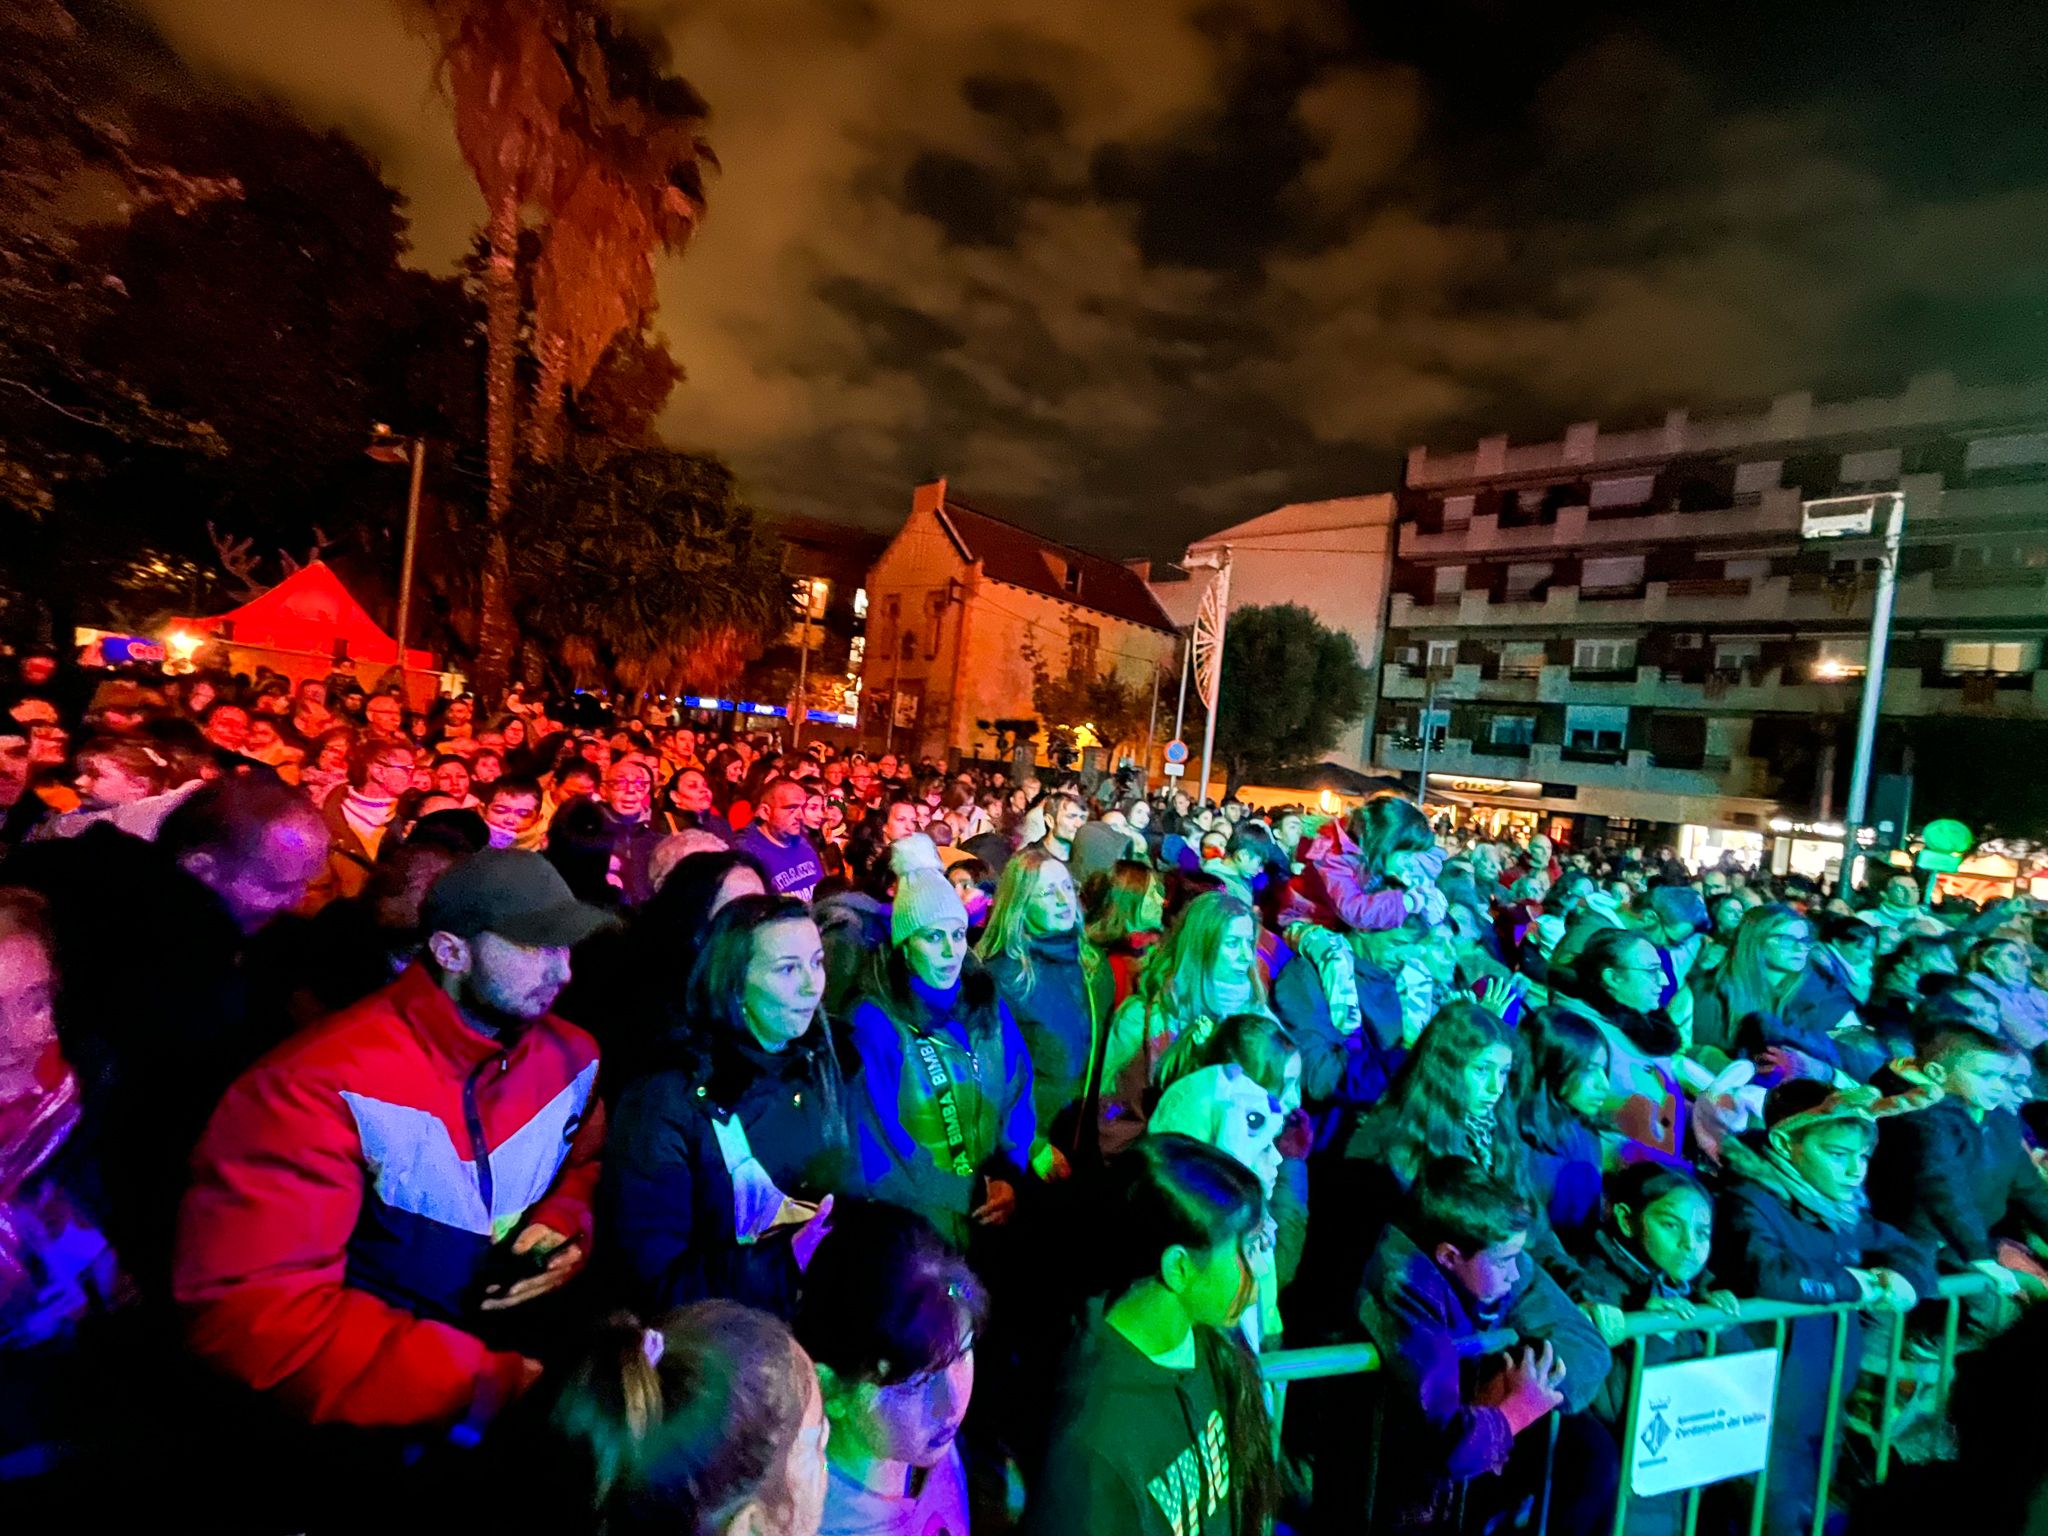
[1629,1348,1779,1497]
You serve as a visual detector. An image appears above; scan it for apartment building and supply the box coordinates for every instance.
[1379,375,2048,867]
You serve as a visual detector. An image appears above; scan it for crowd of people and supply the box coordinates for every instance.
[5,653,2048,1535]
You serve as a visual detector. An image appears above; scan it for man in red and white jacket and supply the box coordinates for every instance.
[175,849,615,1433]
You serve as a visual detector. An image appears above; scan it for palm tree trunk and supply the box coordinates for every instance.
[526,330,568,463]
[475,187,521,702]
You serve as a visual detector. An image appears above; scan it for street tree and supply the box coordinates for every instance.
[1025,645,1153,768]
[511,447,785,699]
[1211,603,1369,796]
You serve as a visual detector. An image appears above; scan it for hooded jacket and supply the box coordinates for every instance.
[603,1020,856,1320]
[1024,1309,1248,1536]
[173,964,603,1430]
[1358,1224,1610,1531]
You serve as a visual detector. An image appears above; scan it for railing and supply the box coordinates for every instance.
[1258,1272,1989,1536]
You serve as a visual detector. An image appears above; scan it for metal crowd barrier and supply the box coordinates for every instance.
[1257,1272,1991,1536]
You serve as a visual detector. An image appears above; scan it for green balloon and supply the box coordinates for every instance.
[1919,818,1974,856]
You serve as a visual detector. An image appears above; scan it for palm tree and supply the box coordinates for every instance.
[525,13,712,463]
[408,0,579,699]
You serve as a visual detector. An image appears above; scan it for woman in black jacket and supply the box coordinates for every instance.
[602,895,856,1320]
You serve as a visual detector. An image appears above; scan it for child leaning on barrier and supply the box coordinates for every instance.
[1710,1082,1937,1536]
[1358,1156,1616,1536]
[1868,1026,2048,1339]
[1568,1164,1742,1536]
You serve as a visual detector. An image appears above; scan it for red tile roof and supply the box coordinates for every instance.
[934,497,1176,632]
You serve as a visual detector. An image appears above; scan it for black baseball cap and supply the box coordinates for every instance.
[422,849,618,948]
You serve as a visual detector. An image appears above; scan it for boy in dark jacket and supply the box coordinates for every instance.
[1869,1027,2047,1334]
[1359,1157,1615,1534]
[1713,1085,1936,1536]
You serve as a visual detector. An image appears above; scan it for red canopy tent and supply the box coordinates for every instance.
[176,561,439,702]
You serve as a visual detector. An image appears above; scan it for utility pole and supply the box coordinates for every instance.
[790,579,818,748]
[1171,628,1192,744]
[1838,494,1905,895]
[1142,662,1163,789]
[368,425,426,696]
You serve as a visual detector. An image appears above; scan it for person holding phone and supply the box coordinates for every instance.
[604,895,854,1320]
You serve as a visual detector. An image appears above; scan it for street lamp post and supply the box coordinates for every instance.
[1801,490,1906,895]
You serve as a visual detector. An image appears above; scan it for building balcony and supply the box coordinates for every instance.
[1388,566,2048,630]
[1396,488,1804,557]
[1374,736,1761,803]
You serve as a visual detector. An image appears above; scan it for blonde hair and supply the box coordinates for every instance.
[974,846,1075,989]
[1136,892,1268,1081]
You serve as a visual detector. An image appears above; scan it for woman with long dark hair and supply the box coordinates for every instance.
[1024,1134,1279,1536]
[1554,927,1700,1156]
[1512,1005,1612,1253]
[603,896,853,1319]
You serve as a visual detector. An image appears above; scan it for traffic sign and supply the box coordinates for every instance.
[1162,762,1186,777]
[1163,739,1189,765]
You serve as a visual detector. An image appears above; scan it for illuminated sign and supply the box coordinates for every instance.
[805,709,859,726]
[1427,773,1543,798]
[680,696,732,710]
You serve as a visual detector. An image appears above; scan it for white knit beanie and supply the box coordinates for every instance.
[889,832,969,946]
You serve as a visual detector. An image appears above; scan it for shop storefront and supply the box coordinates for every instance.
[1679,824,1767,871]
[1424,773,1574,846]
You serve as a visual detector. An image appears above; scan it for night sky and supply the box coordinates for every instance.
[128,0,2048,558]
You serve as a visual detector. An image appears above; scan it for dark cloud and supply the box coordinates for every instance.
[960,73,1065,136]
[126,0,2048,560]
[901,151,1026,247]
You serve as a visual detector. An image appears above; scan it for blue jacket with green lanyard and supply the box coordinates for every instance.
[846,958,1039,1248]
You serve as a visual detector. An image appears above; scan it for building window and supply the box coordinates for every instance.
[1943,639,2041,675]
[1505,561,1552,601]
[1812,638,1867,680]
[1415,708,1450,745]
[899,631,917,661]
[1443,494,1475,526]
[1425,639,1458,673]
[853,587,869,620]
[1565,704,1628,753]
[1068,622,1100,678]
[1589,475,1655,509]
[1964,432,2048,473]
[1573,637,1637,673]
[1499,641,1546,678]
[1488,714,1535,746]
[1734,460,1782,496]
[1838,447,1902,484]
[1713,640,1761,675]
[1432,566,1465,601]
[847,634,867,675]
[1581,554,1646,596]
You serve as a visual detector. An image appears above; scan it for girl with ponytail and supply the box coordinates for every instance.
[547,1300,830,1536]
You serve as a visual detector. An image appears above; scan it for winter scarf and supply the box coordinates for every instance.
[1286,921,1362,1036]
[339,786,398,858]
